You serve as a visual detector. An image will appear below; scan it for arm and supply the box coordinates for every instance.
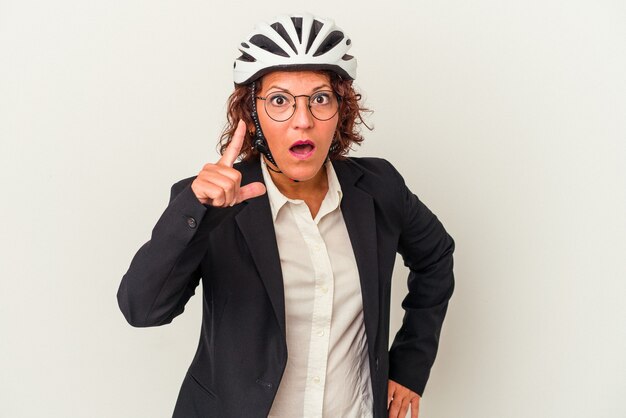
[388,163,456,396]
[117,121,265,328]
[116,179,209,327]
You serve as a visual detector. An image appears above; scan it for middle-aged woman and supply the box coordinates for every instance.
[118,13,455,418]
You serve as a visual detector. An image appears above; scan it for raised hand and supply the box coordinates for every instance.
[191,120,266,207]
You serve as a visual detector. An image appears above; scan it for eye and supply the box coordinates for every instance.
[268,93,291,107]
[311,91,332,105]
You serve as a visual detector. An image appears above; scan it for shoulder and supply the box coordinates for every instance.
[334,156,406,189]
[334,157,410,220]
[338,156,397,173]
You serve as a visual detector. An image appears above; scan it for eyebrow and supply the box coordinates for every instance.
[265,84,331,94]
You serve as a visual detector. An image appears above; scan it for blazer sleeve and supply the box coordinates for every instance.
[387,162,456,396]
[117,177,209,327]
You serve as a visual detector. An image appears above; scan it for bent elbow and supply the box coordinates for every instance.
[117,283,157,328]
[116,284,179,328]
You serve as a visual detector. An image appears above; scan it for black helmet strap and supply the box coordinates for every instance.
[250,81,300,182]
[250,81,278,167]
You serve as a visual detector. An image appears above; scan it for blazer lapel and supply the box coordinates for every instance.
[234,159,286,340]
[333,160,380,354]
[232,158,380,350]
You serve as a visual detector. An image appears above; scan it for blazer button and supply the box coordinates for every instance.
[375,357,379,371]
[186,217,197,229]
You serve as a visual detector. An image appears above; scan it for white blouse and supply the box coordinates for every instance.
[262,157,373,418]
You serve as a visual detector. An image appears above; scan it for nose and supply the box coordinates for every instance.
[291,96,315,129]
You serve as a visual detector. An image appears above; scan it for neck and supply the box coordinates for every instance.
[265,157,328,200]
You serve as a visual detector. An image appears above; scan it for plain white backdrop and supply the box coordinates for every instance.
[1,1,625,417]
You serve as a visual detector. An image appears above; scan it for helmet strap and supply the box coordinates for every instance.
[250,81,299,183]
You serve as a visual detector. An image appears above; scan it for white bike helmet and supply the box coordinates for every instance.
[233,13,357,85]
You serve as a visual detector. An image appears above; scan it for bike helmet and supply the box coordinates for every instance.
[233,12,357,84]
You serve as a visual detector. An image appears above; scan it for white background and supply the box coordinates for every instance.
[1,1,625,417]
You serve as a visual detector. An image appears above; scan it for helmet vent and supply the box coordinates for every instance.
[313,31,345,57]
[236,51,256,62]
[290,17,303,43]
[249,34,289,57]
[270,22,297,54]
[233,14,357,84]
[305,19,324,54]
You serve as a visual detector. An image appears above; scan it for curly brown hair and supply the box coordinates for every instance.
[218,71,371,162]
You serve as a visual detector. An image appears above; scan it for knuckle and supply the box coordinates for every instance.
[220,181,233,195]
[212,196,224,207]
[217,189,226,206]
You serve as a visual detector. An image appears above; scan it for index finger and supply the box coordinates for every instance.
[218,119,246,167]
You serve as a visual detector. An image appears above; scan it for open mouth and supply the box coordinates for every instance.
[289,140,315,159]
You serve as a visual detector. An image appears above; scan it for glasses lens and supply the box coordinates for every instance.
[265,92,295,122]
[309,91,339,121]
[263,90,339,122]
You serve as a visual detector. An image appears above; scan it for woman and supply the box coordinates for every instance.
[118,13,455,418]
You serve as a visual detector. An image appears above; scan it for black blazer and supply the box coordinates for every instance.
[117,157,455,418]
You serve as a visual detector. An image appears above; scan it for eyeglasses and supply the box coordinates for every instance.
[256,90,340,122]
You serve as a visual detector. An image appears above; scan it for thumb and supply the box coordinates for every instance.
[236,182,266,204]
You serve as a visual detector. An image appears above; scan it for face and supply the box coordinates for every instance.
[256,71,339,182]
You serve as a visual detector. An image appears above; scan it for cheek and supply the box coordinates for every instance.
[258,114,338,150]
[324,119,340,141]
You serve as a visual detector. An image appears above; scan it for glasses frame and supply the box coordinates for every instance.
[255,90,342,122]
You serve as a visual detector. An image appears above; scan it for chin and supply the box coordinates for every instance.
[282,160,325,182]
